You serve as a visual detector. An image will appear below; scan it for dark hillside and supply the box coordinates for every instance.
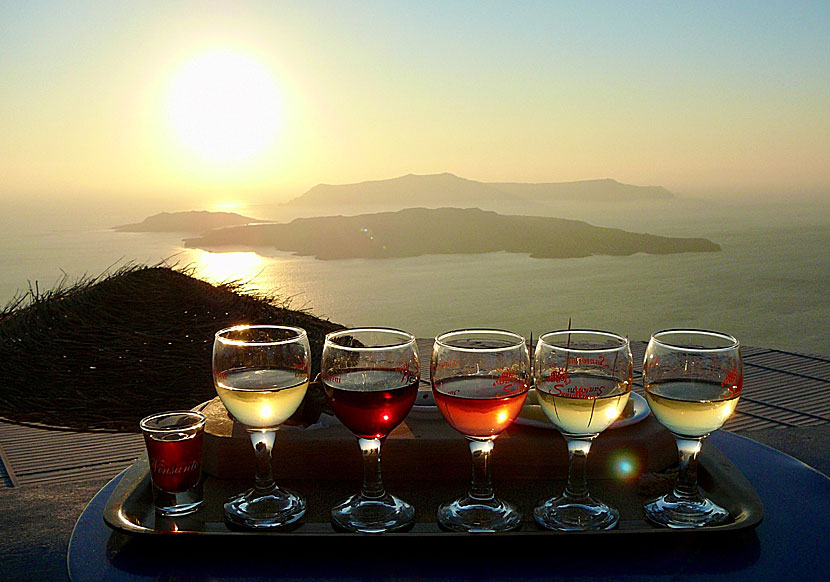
[0,266,343,431]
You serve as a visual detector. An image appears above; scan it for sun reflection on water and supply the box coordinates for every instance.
[188,249,268,289]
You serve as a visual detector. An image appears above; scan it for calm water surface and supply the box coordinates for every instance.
[2,197,828,355]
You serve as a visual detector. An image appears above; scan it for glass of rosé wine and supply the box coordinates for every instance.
[321,327,420,533]
[431,329,530,532]
[213,325,310,529]
[642,329,742,528]
[533,330,632,531]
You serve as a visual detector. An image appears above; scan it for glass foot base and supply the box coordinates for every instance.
[644,492,730,528]
[224,486,306,529]
[437,496,522,533]
[331,492,414,533]
[534,495,619,531]
[152,483,204,516]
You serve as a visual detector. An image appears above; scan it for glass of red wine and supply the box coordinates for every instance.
[431,329,530,532]
[321,327,420,532]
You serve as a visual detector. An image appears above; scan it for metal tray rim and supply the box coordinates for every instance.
[103,443,764,537]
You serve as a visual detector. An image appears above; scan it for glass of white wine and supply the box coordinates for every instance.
[532,329,632,531]
[642,329,742,528]
[212,325,310,529]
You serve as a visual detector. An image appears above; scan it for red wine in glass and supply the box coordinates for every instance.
[321,328,420,533]
[144,431,204,493]
[324,369,419,439]
[140,410,206,516]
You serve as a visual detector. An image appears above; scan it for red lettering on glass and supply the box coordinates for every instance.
[567,355,607,367]
[546,366,572,394]
[436,358,460,370]
[291,359,308,377]
[562,385,603,399]
[493,371,525,394]
[493,371,516,386]
[546,367,569,384]
[721,368,742,396]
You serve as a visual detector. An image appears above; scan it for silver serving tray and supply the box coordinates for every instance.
[103,438,763,537]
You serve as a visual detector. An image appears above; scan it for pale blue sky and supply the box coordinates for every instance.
[2,1,828,202]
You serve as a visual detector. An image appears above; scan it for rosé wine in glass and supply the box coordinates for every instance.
[431,329,530,532]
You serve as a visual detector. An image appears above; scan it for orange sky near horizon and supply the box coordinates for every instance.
[2,2,828,206]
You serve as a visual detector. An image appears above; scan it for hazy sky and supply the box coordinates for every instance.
[2,1,828,207]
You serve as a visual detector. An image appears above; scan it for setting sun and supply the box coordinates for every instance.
[165,50,283,164]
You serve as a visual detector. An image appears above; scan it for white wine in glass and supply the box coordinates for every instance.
[215,369,309,428]
[213,325,310,529]
[533,330,632,531]
[643,329,743,528]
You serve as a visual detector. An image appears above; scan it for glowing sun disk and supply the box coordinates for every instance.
[166,50,282,163]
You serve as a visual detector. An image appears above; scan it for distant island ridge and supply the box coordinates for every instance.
[284,172,673,208]
[113,175,717,260]
[176,207,719,260]
[113,173,677,234]
[113,210,262,234]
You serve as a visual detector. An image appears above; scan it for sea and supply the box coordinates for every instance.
[2,195,829,355]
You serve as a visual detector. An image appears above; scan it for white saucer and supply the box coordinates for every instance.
[513,392,650,430]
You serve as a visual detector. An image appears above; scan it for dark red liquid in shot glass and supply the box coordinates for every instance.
[144,431,203,493]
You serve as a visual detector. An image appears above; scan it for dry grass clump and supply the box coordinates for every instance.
[0,265,343,432]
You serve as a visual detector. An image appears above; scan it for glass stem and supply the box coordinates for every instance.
[673,437,703,500]
[564,437,593,501]
[359,437,386,500]
[468,439,495,501]
[248,429,277,494]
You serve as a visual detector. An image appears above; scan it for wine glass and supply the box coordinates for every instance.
[321,327,419,532]
[532,330,632,531]
[642,329,742,528]
[212,325,310,529]
[431,329,530,532]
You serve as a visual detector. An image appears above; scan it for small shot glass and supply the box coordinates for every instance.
[140,410,206,516]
